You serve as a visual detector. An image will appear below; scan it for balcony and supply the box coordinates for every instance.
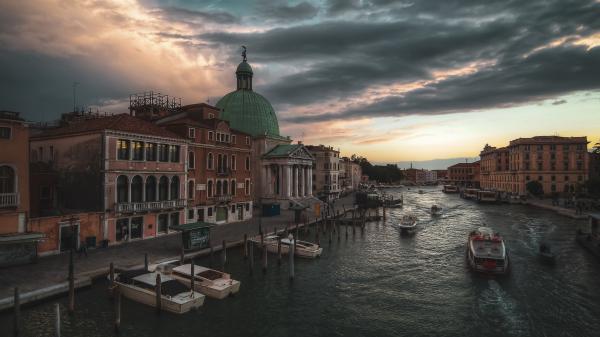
[0,193,18,208]
[115,199,187,213]
[214,195,233,203]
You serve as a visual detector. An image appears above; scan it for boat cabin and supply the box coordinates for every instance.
[463,188,480,199]
[443,185,459,193]
[476,190,498,203]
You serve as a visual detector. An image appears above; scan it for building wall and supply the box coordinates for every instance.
[479,137,588,195]
[0,116,29,234]
[447,162,480,187]
[28,212,103,255]
[307,145,340,201]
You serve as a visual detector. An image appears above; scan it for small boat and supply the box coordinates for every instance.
[397,215,417,233]
[114,269,205,314]
[538,243,556,264]
[476,190,498,203]
[252,234,323,258]
[165,264,241,299]
[418,190,424,194]
[442,185,459,193]
[466,227,509,275]
[461,188,479,200]
[431,205,443,216]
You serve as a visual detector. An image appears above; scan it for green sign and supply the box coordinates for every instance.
[188,227,210,250]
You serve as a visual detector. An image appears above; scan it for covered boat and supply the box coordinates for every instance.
[476,190,498,203]
[442,185,459,193]
[466,227,509,275]
[114,269,205,314]
[431,205,443,216]
[168,264,241,299]
[252,234,322,258]
[461,188,479,200]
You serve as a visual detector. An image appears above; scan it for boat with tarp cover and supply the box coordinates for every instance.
[466,227,509,275]
[114,269,205,314]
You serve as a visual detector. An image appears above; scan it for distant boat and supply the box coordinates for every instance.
[397,214,417,233]
[466,227,509,275]
[442,185,459,193]
[461,188,479,200]
[476,190,499,203]
[252,234,323,258]
[418,190,425,194]
[431,205,443,216]
[538,243,556,265]
[114,269,205,314]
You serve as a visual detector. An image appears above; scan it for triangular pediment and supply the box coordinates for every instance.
[290,146,314,160]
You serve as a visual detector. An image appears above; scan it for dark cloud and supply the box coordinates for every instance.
[256,0,319,22]
[552,99,567,105]
[153,6,238,24]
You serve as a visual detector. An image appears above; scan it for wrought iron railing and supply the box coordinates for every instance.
[0,193,18,207]
[116,199,187,212]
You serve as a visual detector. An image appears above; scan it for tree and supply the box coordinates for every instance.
[526,180,544,196]
[592,139,600,154]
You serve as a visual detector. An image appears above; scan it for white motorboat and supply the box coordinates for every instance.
[466,227,509,275]
[461,188,479,200]
[166,264,241,299]
[431,205,443,216]
[476,190,498,203]
[114,269,205,314]
[252,234,323,258]
[397,215,417,232]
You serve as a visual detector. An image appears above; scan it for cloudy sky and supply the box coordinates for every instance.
[1,0,599,163]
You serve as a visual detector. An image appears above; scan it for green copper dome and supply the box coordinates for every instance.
[216,59,280,137]
[216,90,280,137]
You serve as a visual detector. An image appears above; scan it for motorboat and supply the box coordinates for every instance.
[165,264,241,299]
[418,190,425,194]
[252,234,323,258]
[114,269,205,314]
[476,190,498,203]
[466,227,509,275]
[461,188,479,200]
[442,185,459,193]
[397,215,417,233]
[382,194,403,208]
[538,243,556,265]
[431,205,443,216]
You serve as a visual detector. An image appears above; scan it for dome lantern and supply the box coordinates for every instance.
[236,46,253,90]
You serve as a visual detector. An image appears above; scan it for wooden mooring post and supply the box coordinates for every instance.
[155,274,162,314]
[249,241,254,276]
[243,234,248,259]
[277,237,282,266]
[68,250,74,313]
[55,303,61,337]
[222,240,227,270]
[180,247,185,265]
[262,242,268,273]
[190,261,195,293]
[289,236,295,281]
[13,287,20,337]
[144,253,148,272]
[109,262,115,296]
[209,245,214,267]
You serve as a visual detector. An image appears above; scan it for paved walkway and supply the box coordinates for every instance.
[0,194,356,307]
[525,198,588,219]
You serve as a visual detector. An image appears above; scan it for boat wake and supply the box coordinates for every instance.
[475,280,529,336]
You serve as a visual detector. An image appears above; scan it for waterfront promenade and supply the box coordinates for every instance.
[0,195,356,308]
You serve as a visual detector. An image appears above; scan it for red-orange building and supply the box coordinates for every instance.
[30,114,188,254]
[447,161,480,187]
[156,104,254,224]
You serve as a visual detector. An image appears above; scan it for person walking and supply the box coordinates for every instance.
[78,239,88,258]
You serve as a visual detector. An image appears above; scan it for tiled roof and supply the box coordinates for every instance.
[33,114,183,140]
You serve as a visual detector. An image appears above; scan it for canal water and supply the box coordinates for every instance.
[3,186,600,337]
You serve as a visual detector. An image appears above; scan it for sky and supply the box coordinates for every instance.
[1,0,599,164]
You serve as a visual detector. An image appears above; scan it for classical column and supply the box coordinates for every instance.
[299,166,304,197]
[304,166,309,197]
[286,165,292,198]
[292,166,297,197]
[261,165,267,198]
[266,165,272,196]
[308,167,313,196]
[295,165,300,197]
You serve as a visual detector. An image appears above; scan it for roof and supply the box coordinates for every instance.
[448,161,480,168]
[236,61,253,74]
[33,114,183,140]
[0,111,24,122]
[305,144,339,153]
[170,221,214,231]
[263,144,304,158]
[216,89,280,137]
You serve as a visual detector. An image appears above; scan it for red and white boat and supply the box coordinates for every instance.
[466,227,509,275]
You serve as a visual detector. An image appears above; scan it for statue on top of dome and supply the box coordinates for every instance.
[241,45,247,62]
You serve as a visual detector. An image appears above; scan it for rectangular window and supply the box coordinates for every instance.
[188,209,194,219]
[208,131,214,141]
[158,144,169,162]
[245,179,250,195]
[158,214,168,234]
[231,205,236,213]
[0,127,11,139]
[170,145,180,162]
[225,134,230,143]
[49,146,54,160]
[245,156,250,170]
[232,155,236,170]
[232,179,236,196]
[565,176,569,181]
[117,139,130,160]
[232,135,236,144]
[245,137,250,145]
[245,203,250,211]
[208,207,213,217]
[132,141,144,160]
[116,218,129,242]
[208,113,215,119]
[188,128,195,139]
[146,143,157,161]
[564,162,569,170]
[130,217,143,240]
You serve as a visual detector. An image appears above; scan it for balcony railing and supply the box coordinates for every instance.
[0,193,18,208]
[116,199,187,213]
[214,195,233,203]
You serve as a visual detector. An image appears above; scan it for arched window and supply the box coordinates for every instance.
[0,166,15,194]
[223,180,228,195]
[217,154,223,172]
[159,176,169,201]
[116,175,128,203]
[131,176,143,202]
[188,151,195,169]
[170,176,180,200]
[207,153,213,170]
[188,180,194,200]
[145,176,157,201]
[216,180,222,196]
[231,179,236,196]
[207,180,213,197]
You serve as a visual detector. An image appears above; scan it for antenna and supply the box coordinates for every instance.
[72,82,79,112]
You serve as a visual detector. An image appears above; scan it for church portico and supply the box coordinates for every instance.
[261,157,313,206]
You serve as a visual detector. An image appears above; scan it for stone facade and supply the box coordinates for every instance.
[479,136,589,195]
[339,157,362,192]
[306,145,340,201]
[447,162,480,187]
